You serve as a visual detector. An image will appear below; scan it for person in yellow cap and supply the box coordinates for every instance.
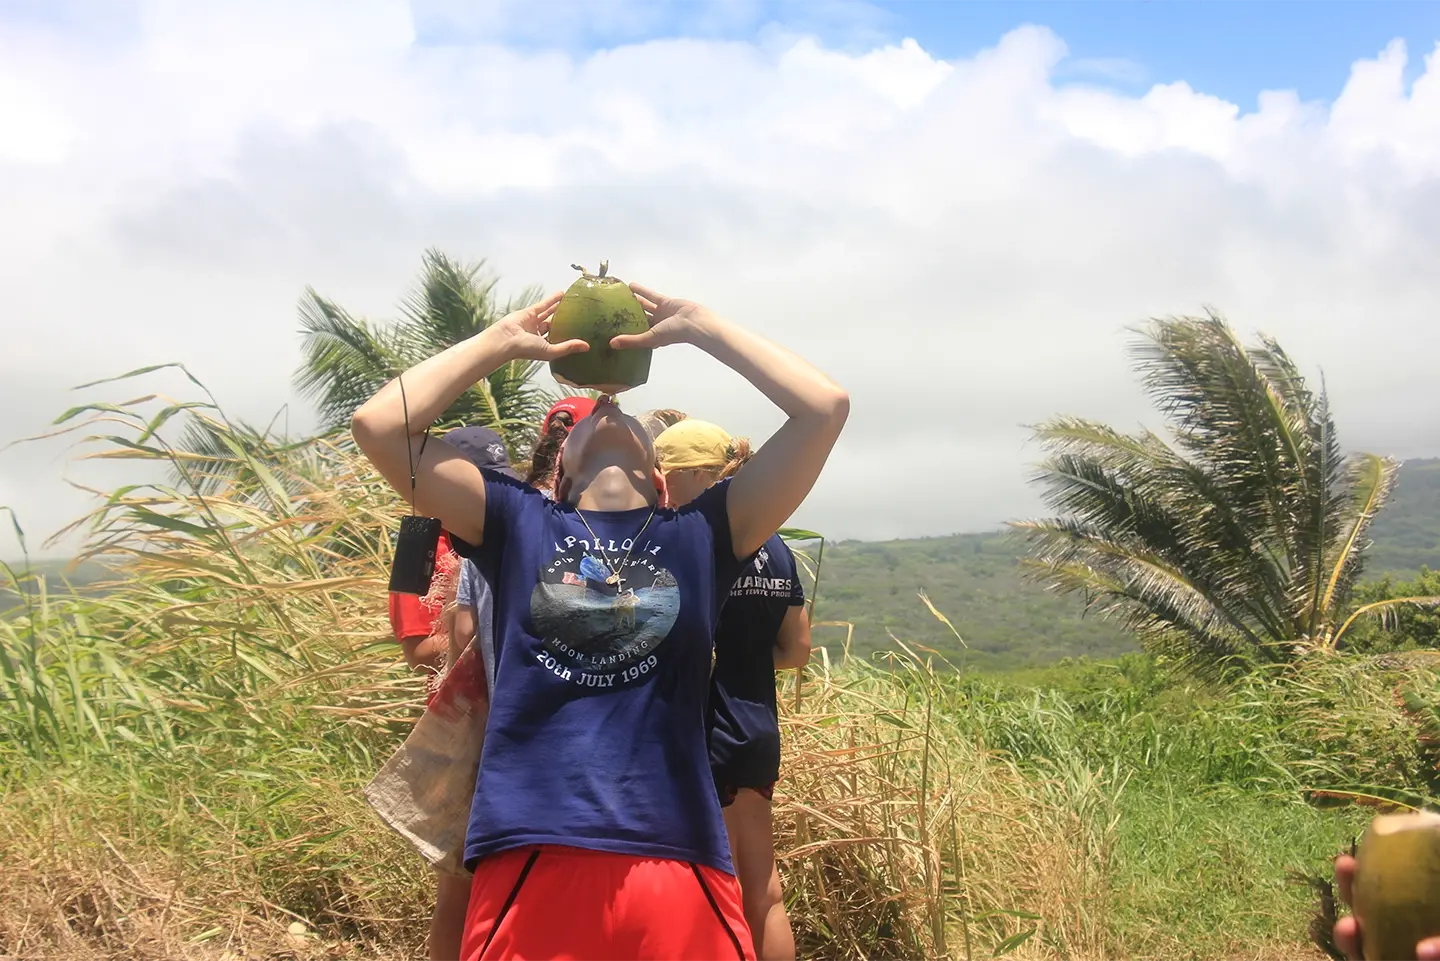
[655,419,812,961]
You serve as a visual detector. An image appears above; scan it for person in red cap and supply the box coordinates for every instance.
[387,425,518,961]
[523,396,596,494]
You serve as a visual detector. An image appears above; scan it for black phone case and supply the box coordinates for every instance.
[389,514,443,595]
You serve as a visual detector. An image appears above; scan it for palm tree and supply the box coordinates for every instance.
[294,248,559,456]
[1014,311,1439,677]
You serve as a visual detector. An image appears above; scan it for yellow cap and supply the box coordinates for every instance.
[654,419,732,471]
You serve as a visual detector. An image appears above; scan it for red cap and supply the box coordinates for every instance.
[544,396,597,432]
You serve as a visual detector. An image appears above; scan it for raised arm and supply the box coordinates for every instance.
[350,291,584,545]
[614,284,849,558]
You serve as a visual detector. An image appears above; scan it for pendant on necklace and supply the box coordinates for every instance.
[606,573,621,586]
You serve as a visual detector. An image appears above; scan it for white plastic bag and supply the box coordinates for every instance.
[363,644,487,877]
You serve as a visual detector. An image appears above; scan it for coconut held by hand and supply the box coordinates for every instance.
[1353,810,1440,960]
[547,261,652,395]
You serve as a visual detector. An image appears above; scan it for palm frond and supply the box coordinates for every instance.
[295,290,402,431]
[1015,516,1270,662]
[1032,417,1290,640]
[1255,357,1347,640]
[1015,551,1253,679]
[1331,596,1440,650]
[1317,453,1397,629]
[396,249,499,354]
[294,250,554,457]
[1024,311,1404,675]
[1130,313,1309,567]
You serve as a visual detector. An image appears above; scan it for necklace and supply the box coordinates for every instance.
[574,503,657,588]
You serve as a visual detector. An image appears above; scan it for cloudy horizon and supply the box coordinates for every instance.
[2,1,1439,557]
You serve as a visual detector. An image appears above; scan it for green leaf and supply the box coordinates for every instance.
[72,362,190,391]
[992,926,1037,957]
[127,507,215,539]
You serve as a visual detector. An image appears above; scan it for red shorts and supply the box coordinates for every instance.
[461,845,754,961]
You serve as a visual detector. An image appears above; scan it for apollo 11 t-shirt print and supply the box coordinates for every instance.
[450,470,744,874]
[530,533,681,687]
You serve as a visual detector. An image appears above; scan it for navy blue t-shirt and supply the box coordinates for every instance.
[453,471,744,874]
[708,535,806,789]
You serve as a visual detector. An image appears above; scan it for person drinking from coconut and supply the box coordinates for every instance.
[447,400,605,727]
[440,402,687,952]
[656,418,812,961]
[350,277,848,961]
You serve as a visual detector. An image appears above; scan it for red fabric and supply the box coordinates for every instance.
[388,532,455,641]
[543,396,596,432]
[388,592,437,642]
[461,845,754,961]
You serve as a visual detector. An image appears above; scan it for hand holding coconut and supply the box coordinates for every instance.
[543,263,725,393]
[610,283,715,351]
[1335,812,1440,960]
[494,290,592,362]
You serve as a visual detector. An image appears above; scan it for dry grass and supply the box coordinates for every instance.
[1,770,428,960]
[775,655,1118,960]
[1,670,1123,961]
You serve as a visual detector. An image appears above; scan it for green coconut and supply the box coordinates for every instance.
[547,261,652,394]
[1352,810,1440,960]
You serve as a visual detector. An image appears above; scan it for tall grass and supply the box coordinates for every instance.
[2,370,1436,959]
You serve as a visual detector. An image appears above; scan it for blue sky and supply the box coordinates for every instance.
[5,1,1437,106]
[411,0,1440,107]
[882,1,1440,104]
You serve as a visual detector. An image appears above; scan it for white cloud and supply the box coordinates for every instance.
[1,1,1438,554]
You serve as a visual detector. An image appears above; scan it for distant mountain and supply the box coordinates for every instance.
[0,558,110,611]
[808,531,1133,671]
[1367,458,1440,576]
[808,457,1440,671]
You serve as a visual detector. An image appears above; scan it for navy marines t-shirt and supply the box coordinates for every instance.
[708,534,806,789]
[452,471,744,874]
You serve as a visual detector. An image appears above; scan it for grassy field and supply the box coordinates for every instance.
[3,388,1439,959]
[3,607,1417,960]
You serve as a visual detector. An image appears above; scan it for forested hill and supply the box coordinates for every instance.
[809,458,1440,671]
[1367,458,1440,575]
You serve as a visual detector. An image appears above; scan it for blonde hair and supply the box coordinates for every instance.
[715,437,753,480]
